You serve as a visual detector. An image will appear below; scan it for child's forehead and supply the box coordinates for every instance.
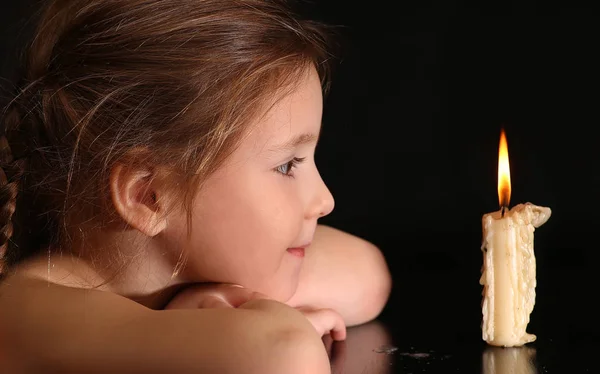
[247,71,323,146]
[243,120,318,158]
[244,111,322,157]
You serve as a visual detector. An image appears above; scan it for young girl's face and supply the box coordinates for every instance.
[170,67,334,301]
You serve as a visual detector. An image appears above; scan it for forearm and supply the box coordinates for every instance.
[97,304,329,374]
[2,278,329,374]
[64,309,312,374]
[63,308,326,374]
[286,225,392,326]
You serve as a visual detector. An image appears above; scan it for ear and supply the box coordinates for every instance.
[109,163,168,237]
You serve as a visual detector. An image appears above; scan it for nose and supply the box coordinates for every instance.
[306,170,335,219]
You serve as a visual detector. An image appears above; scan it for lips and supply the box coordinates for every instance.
[286,247,306,258]
[287,242,310,258]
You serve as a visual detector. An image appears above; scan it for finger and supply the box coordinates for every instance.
[200,294,234,309]
[304,309,347,341]
[217,286,270,308]
[164,284,252,309]
[223,283,267,296]
[227,284,244,288]
[316,309,346,341]
[328,312,347,341]
[164,283,272,310]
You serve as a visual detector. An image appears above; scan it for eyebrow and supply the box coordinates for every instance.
[270,132,319,151]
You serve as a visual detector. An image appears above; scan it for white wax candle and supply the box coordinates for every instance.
[480,203,551,347]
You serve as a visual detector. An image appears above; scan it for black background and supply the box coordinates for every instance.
[2,1,599,372]
[310,0,598,339]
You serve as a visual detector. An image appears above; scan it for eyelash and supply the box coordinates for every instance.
[275,157,306,178]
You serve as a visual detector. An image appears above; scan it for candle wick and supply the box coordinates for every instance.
[501,206,506,218]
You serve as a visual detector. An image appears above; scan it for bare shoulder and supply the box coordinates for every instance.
[0,273,146,372]
[0,272,145,339]
[0,272,145,317]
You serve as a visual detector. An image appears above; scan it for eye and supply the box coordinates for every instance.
[275,157,306,178]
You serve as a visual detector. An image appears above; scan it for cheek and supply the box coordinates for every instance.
[224,179,303,244]
[182,177,304,287]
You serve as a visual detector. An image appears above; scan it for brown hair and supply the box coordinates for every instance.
[0,0,336,275]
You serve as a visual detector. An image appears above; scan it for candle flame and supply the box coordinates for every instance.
[498,129,511,208]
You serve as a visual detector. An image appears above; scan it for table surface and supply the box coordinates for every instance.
[328,320,598,374]
[328,264,597,374]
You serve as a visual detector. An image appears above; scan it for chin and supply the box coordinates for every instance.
[258,278,300,303]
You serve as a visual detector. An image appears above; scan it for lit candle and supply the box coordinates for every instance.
[480,129,552,347]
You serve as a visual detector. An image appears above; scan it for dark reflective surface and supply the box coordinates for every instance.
[330,262,598,373]
[324,320,394,374]
[331,321,600,373]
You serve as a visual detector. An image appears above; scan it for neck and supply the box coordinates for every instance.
[17,229,191,309]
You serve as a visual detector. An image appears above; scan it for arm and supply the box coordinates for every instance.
[286,225,392,327]
[0,276,330,374]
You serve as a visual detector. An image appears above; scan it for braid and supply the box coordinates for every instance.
[0,75,61,275]
[0,128,26,273]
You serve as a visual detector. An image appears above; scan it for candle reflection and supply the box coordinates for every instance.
[482,346,538,374]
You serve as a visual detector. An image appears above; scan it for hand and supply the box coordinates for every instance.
[165,283,347,341]
[296,306,347,341]
[164,283,268,310]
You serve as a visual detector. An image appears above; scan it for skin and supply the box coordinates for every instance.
[156,67,391,324]
[6,67,391,328]
[288,224,391,327]
[162,66,336,302]
[0,276,332,374]
[0,66,392,373]
[162,67,392,322]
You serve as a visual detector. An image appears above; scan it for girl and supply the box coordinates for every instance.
[0,0,391,373]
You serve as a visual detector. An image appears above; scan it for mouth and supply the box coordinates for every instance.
[287,243,310,258]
